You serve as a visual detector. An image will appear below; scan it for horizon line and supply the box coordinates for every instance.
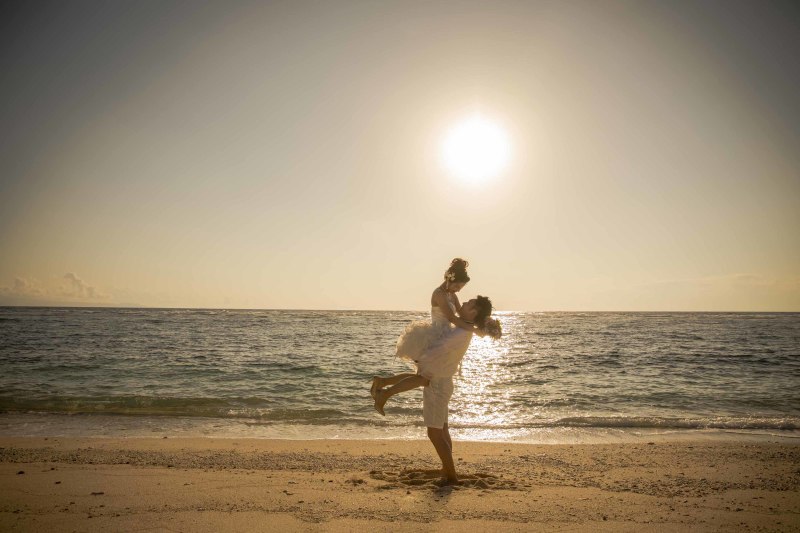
[1,304,798,314]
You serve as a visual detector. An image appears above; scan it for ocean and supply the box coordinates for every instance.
[1,307,798,442]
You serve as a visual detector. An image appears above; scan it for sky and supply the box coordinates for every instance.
[1,0,798,311]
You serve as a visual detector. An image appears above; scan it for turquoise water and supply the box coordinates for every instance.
[1,307,798,442]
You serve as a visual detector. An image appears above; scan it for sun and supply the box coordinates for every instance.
[441,114,511,183]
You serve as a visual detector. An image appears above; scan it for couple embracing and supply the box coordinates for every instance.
[370,258,502,484]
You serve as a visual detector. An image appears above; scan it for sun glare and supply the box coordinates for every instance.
[441,115,511,184]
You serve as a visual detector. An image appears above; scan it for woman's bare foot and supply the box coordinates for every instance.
[373,389,387,416]
[370,377,383,400]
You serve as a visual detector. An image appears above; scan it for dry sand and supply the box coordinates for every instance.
[1,436,798,531]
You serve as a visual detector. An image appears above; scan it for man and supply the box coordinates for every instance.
[373,297,494,484]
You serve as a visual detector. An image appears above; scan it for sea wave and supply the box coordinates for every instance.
[0,396,345,421]
[3,308,800,438]
[2,395,798,431]
[549,416,800,431]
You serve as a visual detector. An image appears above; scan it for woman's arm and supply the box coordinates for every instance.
[432,290,476,332]
[452,293,463,315]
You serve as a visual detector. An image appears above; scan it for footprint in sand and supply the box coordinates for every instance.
[369,469,517,490]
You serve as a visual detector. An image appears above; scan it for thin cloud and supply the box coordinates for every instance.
[59,272,109,300]
[0,276,47,298]
[0,273,111,305]
[638,273,794,290]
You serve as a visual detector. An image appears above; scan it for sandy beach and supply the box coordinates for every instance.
[1,436,798,531]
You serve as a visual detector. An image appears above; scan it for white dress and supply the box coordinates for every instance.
[396,298,474,379]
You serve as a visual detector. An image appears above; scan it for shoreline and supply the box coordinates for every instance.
[2,412,799,445]
[1,437,798,531]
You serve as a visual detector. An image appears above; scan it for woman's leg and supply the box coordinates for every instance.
[371,373,416,400]
[372,373,416,391]
[373,374,429,415]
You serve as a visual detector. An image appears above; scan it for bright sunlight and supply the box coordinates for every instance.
[441,114,511,184]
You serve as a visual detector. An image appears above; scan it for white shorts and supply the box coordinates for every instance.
[423,376,454,429]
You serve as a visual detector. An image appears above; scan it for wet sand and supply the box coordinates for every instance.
[1,437,798,531]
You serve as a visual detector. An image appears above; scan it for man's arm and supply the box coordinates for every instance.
[433,290,475,332]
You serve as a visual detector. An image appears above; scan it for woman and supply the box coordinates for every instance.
[370,258,477,411]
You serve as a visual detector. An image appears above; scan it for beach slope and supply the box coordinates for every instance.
[1,437,798,531]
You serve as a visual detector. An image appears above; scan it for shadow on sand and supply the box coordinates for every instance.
[369,468,518,491]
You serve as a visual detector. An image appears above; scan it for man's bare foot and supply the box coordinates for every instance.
[435,477,461,487]
[440,468,459,485]
[370,377,383,400]
[373,389,387,416]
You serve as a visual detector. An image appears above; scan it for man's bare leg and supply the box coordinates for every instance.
[427,426,458,483]
[439,423,454,477]
[373,374,429,415]
[443,423,453,455]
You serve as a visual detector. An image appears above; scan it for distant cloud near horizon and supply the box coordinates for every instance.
[0,273,111,306]
[1,277,46,298]
[639,273,800,290]
[588,273,800,312]
[60,272,108,300]
[1,271,797,311]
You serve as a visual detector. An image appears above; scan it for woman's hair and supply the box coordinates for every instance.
[444,258,470,283]
[475,295,502,339]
